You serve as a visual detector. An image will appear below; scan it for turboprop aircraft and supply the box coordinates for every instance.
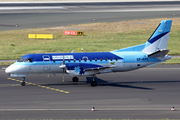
[5,20,172,86]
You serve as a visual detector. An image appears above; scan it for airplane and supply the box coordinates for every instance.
[5,20,172,86]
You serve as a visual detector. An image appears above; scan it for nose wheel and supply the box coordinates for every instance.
[21,82,26,86]
[21,77,26,86]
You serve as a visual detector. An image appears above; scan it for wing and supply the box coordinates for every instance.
[60,63,117,76]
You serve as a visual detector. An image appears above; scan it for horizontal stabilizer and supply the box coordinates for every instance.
[84,65,118,71]
[148,49,169,58]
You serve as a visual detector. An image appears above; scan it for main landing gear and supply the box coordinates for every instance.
[72,76,97,86]
[21,77,26,86]
[72,77,79,82]
[91,81,97,87]
[91,75,97,87]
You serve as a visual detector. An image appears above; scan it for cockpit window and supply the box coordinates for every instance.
[17,58,33,62]
[26,58,33,62]
[17,58,26,62]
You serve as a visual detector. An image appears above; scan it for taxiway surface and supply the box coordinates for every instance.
[1,65,180,119]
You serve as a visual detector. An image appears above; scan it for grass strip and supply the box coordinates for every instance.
[0,17,180,63]
[162,58,180,64]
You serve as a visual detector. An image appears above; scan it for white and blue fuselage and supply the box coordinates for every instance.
[5,51,170,77]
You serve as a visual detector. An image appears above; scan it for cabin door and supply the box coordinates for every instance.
[43,55,51,71]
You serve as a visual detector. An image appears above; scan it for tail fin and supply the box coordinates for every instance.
[142,20,172,54]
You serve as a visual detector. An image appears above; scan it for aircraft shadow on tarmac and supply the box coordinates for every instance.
[36,77,180,90]
[36,77,156,90]
[86,77,154,90]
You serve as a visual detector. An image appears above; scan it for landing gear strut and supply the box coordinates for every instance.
[72,77,79,82]
[91,75,97,87]
[21,77,26,86]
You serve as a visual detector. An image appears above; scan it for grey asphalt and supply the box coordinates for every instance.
[1,1,180,119]
[0,1,180,31]
[0,11,179,31]
[0,65,180,119]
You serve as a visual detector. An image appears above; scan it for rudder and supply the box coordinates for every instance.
[142,20,172,54]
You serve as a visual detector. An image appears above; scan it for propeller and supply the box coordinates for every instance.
[59,54,66,82]
[62,54,65,82]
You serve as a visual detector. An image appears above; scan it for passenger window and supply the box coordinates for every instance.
[110,58,113,61]
[100,58,102,61]
[116,58,118,61]
[68,59,71,62]
[90,58,92,62]
[79,59,81,62]
[105,58,107,61]
[95,58,97,61]
[74,59,76,62]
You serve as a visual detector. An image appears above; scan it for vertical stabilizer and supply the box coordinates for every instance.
[142,20,172,54]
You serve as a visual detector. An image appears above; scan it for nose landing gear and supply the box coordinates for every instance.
[21,77,26,86]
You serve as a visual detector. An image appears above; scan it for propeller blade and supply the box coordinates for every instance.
[62,53,65,82]
[63,53,65,65]
[62,69,65,82]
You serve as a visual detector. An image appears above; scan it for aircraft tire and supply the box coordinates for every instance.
[21,82,26,86]
[91,81,97,87]
[72,77,79,82]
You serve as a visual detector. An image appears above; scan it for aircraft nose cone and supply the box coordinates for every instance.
[5,66,13,73]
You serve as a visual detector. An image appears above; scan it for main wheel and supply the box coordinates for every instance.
[72,77,79,82]
[21,82,26,86]
[91,81,97,87]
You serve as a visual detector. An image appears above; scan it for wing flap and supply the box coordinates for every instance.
[84,65,118,71]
